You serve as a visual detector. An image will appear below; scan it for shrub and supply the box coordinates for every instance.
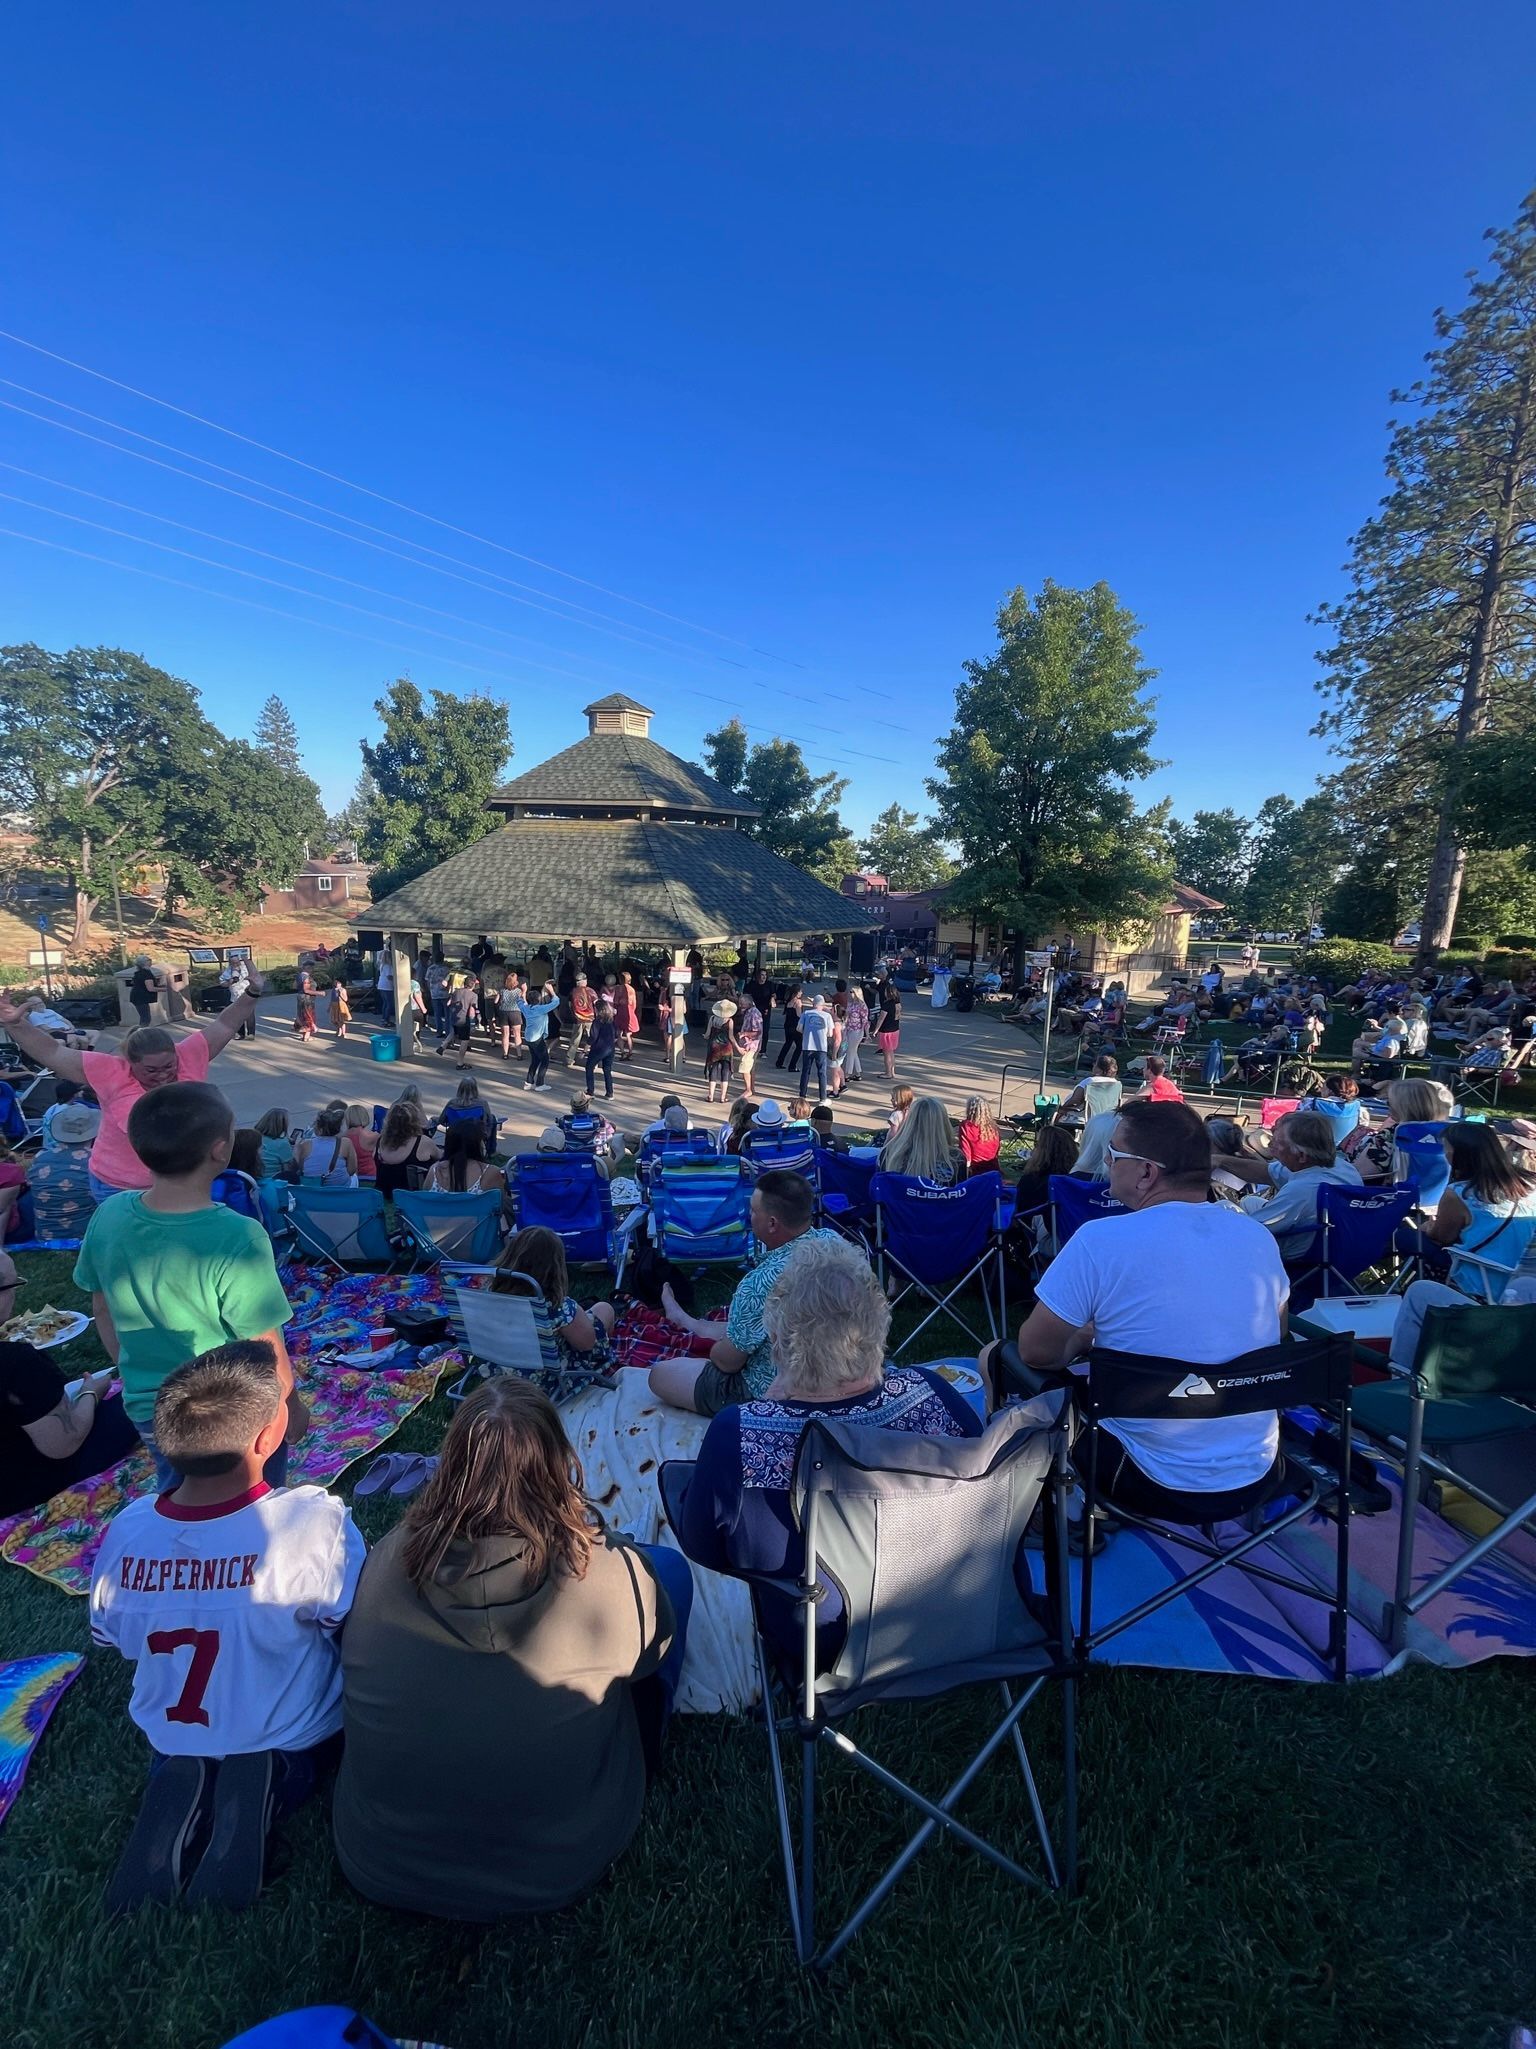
[1496,933,1536,950]
[1292,939,1402,986]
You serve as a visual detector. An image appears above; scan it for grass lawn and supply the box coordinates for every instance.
[3,1254,1536,2049]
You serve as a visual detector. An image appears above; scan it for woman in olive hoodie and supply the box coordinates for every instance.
[332,1378,692,1918]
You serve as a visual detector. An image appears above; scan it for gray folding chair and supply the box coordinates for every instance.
[756,1399,1076,1969]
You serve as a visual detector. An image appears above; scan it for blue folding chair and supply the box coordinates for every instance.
[1392,1122,1452,1210]
[393,1188,504,1268]
[212,1169,263,1223]
[871,1170,1008,1358]
[512,1152,618,1266]
[1047,1174,1129,1251]
[818,1149,879,1242]
[0,1082,29,1146]
[371,1104,388,1133]
[650,1156,754,1269]
[287,1185,396,1270]
[739,1126,819,1187]
[1284,1181,1420,1309]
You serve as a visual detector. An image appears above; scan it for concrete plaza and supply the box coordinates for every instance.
[112,987,1074,1145]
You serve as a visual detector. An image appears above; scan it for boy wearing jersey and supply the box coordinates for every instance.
[91,1342,364,1912]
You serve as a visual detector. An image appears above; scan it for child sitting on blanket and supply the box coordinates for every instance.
[73,1082,304,1494]
[493,1226,616,1374]
[90,1341,365,1914]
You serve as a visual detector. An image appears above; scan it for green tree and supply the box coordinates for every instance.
[361,679,513,899]
[857,803,955,891]
[1166,807,1253,905]
[1452,847,1536,945]
[0,643,217,951]
[926,582,1171,967]
[806,829,861,896]
[1323,848,1403,943]
[698,723,851,876]
[1241,794,1347,933]
[253,694,303,776]
[159,738,328,931]
[328,768,378,850]
[1314,189,1536,967]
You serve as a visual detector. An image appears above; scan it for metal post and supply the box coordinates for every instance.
[36,916,53,1000]
[1039,967,1055,1094]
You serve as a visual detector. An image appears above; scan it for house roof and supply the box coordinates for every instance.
[488,733,758,820]
[361,818,879,944]
[1167,881,1226,914]
[582,692,654,715]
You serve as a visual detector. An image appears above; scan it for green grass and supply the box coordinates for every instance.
[4,1259,1536,2049]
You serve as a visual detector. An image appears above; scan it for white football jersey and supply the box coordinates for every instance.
[91,1482,365,1756]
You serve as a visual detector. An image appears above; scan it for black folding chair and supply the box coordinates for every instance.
[1069,1335,1358,1683]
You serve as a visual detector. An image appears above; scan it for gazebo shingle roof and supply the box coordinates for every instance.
[489,734,757,818]
[363,819,876,944]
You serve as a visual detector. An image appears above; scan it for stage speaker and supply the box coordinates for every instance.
[850,931,878,975]
[356,928,385,952]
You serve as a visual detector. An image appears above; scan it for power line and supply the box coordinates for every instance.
[0,522,888,772]
[0,329,808,667]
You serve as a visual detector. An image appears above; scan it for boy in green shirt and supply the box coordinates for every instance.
[74,1081,302,1492]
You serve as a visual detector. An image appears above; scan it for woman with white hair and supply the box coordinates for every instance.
[669,1235,980,1666]
[879,1095,960,1185]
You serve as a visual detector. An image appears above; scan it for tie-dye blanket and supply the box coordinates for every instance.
[0,1271,456,1597]
[0,1654,84,1826]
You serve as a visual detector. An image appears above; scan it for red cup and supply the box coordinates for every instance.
[369,1329,395,1353]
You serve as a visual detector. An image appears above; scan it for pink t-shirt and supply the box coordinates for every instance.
[82,1035,212,1190]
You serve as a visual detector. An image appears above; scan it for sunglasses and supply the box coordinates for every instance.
[1104,1143,1171,1171]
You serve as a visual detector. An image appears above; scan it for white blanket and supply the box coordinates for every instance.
[563,1370,759,1714]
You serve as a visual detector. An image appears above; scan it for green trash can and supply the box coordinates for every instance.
[370,1031,401,1063]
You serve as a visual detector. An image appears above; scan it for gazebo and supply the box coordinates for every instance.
[361,695,878,1058]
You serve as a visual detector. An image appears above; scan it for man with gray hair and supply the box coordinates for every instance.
[0,973,264,1202]
[668,1235,981,1665]
[1214,1109,1363,1260]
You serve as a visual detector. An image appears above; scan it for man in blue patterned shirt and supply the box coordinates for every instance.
[648,1171,840,1416]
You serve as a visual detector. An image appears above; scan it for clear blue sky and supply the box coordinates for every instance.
[3,3,1533,835]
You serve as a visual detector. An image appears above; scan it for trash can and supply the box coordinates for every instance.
[114,962,191,1028]
[370,1031,401,1063]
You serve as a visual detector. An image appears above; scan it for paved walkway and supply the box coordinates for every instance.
[94,990,1082,1144]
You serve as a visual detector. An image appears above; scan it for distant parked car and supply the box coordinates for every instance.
[1393,922,1422,953]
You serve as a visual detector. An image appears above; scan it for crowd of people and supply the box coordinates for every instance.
[2,935,1536,1928]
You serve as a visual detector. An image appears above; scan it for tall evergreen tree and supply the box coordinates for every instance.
[1314,189,1536,966]
[927,582,1171,968]
[253,694,304,776]
[361,680,513,899]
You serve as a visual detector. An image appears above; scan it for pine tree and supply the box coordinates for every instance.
[1314,189,1536,967]
[253,694,303,775]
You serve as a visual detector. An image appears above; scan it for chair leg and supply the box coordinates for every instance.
[757,1638,807,1963]
[1386,1391,1427,1655]
[799,1728,816,1964]
[1002,1681,1059,1889]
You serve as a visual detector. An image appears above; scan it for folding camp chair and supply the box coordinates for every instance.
[650,1156,754,1270]
[1352,1302,1536,1652]
[816,1149,879,1245]
[393,1188,503,1268]
[212,1169,264,1224]
[1046,1174,1128,1252]
[445,1272,607,1404]
[1458,1037,1535,1110]
[286,1186,396,1270]
[1284,1182,1420,1309]
[662,1401,1077,1968]
[512,1153,618,1266]
[1063,1333,1358,1683]
[1391,1122,1452,1211]
[739,1127,819,1187]
[871,1170,1008,1357]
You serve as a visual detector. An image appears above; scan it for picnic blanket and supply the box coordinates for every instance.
[610,1300,726,1373]
[0,1271,456,1596]
[1033,1465,1536,1681]
[0,1653,84,1826]
[562,1371,758,1714]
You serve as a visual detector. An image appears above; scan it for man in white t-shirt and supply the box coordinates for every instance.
[91,1340,364,1913]
[1013,1098,1289,1508]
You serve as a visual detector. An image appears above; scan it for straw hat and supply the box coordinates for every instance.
[712,1000,738,1019]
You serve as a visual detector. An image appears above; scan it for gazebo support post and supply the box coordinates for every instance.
[836,934,852,979]
[388,930,418,1059]
[668,945,689,1074]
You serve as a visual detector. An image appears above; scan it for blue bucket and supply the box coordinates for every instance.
[370,1032,401,1063]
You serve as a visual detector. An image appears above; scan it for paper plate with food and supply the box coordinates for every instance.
[0,1305,92,1349]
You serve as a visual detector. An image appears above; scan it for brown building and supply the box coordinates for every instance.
[260,858,372,914]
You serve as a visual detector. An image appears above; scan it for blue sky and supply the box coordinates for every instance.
[2,3,1533,835]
